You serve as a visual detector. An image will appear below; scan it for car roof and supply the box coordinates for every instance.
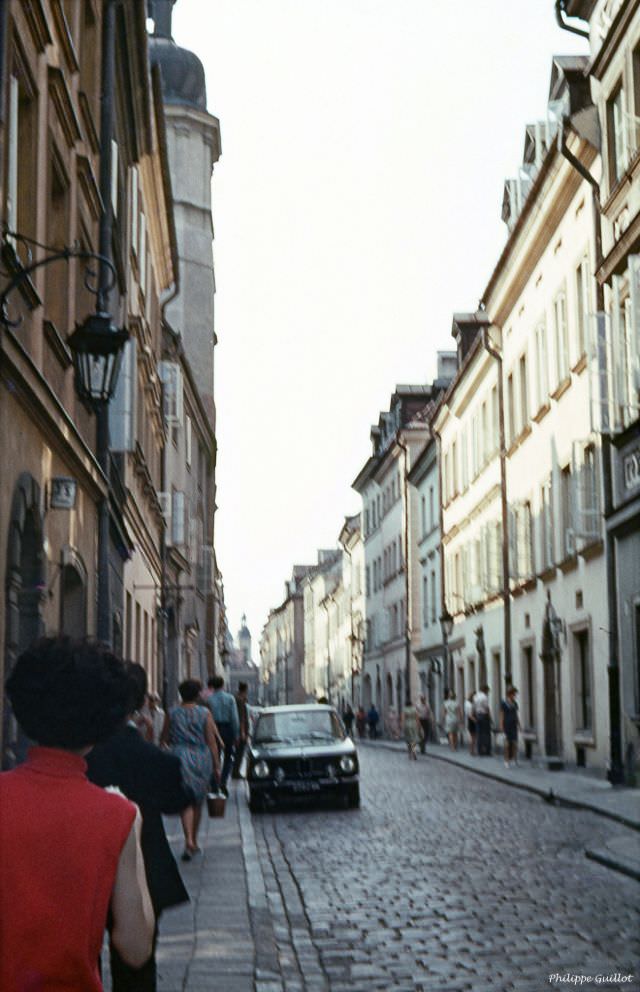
[256,704,336,715]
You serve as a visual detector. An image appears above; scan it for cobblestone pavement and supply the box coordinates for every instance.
[252,747,640,992]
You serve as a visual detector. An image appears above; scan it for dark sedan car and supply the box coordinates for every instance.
[247,704,360,812]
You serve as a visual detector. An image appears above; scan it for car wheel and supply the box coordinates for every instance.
[347,784,360,809]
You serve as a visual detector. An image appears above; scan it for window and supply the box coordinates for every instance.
[366,566,370,598]
[481,402,488,466]
[422,575,428,626]
[421,496,427,537]
[430,569,437,623]
[7,65,37,253]
[185,415,192,469]
[507,373,515,446]
[135,602,141,665]
[535,320,549,409]
[575,256,590,360]
[608,84,630,186]
[541,478,554,570]
[158,361,183,427]
[46,148,71,332]
[553,290,569,385]
[573,628,592,732]
[561,465,574,558]
[573,442,600,543]
[490,386,499,454]
[519,354,529,430]
[451,440,458,496]
[429,486,435,529]
[172,490,186,546]
[516,501,534,580]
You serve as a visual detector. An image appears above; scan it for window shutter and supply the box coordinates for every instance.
[7,77,18,238]
[158,492,172,545]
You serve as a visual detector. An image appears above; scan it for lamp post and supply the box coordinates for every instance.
[439,608,454,692]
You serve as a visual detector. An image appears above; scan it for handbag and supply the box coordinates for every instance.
[206,792,226,818]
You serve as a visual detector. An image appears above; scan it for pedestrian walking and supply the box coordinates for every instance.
[232,682,249,780]
[88,663,192,992]
[0,637,155,991]
[139,691,166,747]
[356,706,367,739]
[441,689,461,751]
[473,684,492,756]
[162,679,220,861]
[401,701,421,760]
[367,704,380,739]
[342,703,355,737]
[416,695,432,754]
[500,686,521,767]
[204,675,240,795]
[386,704,400,740]
[464,692,477,755]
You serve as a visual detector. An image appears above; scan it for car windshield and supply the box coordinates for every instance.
[254,709,344,744]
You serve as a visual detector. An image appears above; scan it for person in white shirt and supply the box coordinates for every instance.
[473,685,492,756]
[464,693,477,755]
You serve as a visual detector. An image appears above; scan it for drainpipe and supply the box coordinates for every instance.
[482,328,512,683]
[554,0,590,39]
[96,0,117,644]
[558,118,624,784]
[433,427,449,690]
[397,437,412,705]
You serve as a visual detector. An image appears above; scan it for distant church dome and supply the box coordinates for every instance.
[148,0,207,111]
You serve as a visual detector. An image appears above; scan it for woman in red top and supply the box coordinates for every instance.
[0,637,155,991]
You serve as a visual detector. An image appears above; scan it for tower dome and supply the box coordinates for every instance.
[148,0,207,111]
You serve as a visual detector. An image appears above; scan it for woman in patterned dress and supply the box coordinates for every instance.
[162,679,220,860]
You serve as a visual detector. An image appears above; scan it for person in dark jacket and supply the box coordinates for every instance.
[87,663,193,992]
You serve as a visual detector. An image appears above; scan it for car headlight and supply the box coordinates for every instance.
[339,756,356,774]
[253,760,270,779]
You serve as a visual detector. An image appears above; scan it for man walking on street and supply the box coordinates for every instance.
[367,704,380,740]
[416,695,432,754]
[88,663,192,992]
[232,682,249,780]
[205,676,239,795]
[473,684,492,756]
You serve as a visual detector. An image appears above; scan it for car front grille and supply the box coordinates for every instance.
[273,756,331,779]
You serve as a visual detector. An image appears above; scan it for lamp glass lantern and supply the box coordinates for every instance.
[439,609,454,641]
[67,312,129,406]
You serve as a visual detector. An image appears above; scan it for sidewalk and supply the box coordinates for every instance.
[361,737,640,881]
[152,784,279,992]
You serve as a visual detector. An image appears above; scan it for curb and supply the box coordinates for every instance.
[236,783,283,990]
[585,845,640,884]
[359,739,640,833]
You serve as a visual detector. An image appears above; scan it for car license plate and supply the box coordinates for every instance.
[291,781,320,793]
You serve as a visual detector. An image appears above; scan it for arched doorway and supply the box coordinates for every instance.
[60,550,87,638]
[4,474,46,768]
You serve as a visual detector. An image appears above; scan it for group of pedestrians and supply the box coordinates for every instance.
[0,634,251,992]
[441,683,522,764]
[344,685,522,765]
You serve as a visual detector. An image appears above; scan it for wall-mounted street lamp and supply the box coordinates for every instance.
[0,237,128,409]
[67,312,128,406]
[439,608,454,691]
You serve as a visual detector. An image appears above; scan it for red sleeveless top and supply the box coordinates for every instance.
[0,747,136,992]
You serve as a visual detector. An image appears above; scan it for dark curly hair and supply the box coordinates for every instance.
[178,679,202,703]
[6,637,130,749]
[125,661,148,714]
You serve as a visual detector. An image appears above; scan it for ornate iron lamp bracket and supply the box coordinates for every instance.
[0,231,117,329]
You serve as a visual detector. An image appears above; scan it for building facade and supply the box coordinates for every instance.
[0,0,171,764]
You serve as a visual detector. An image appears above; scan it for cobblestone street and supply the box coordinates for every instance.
[250,747,639,992]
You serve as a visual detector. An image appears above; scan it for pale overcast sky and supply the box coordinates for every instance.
[171,1,587,648]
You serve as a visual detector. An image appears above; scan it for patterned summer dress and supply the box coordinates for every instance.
[168,705,212,803]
